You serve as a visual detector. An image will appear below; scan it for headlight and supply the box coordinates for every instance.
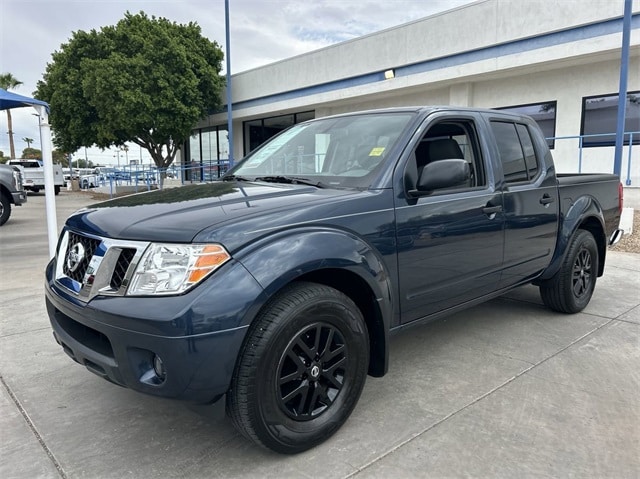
[127,243,231,296]
[12,169,22,189]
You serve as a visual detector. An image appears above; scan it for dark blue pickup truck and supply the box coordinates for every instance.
[45,106,623,453]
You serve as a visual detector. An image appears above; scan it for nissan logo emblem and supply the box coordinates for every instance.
[66,242,86,272]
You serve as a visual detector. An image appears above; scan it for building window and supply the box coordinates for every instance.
[581,92,640,147]
[243,111,315,155]
[495,101,556,149]
[186,125,230,181]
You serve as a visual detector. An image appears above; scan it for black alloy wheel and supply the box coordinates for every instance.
[540,229,598,313]
[571,246,593,298]
[276,322,348,420]
[226,281,369,454]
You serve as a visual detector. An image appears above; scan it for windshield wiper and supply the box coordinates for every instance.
[221,174,251,182]
[254,176,325,188]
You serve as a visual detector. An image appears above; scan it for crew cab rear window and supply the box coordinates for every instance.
[516,124,538,179]
[490,121,539,183]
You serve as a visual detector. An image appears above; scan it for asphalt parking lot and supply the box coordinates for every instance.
[1,190,639,478]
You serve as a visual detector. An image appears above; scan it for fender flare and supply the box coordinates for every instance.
[235,226,394,377]
[539,195,606,281]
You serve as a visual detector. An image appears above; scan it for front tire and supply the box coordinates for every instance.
[0,193,11,226]
[54,185,60,195]
[540,229,598,313]
[226,282,369,454]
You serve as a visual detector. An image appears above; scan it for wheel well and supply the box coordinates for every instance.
[295,268,387,377]
[0,185,12,203]
[578,217,606,276]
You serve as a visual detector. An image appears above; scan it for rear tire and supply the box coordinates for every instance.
[54,185,60,195]
[0,193,11,226]
[226,282,369,454]
[539,229,598,313]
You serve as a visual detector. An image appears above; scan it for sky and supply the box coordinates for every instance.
[0,0,474,165]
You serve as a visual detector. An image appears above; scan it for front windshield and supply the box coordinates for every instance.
[229,112,414,188]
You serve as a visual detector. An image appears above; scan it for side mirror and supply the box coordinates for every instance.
[408,159,470,197]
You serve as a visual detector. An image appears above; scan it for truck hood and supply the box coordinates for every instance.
[65,181,358,247]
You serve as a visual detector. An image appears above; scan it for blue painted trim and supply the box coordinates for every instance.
[227,14,640,113]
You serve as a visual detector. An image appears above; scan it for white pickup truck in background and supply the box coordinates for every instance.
[8,159,64,195]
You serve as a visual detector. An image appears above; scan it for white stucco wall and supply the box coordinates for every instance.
[472,56,639,178]
[229,0,639,103]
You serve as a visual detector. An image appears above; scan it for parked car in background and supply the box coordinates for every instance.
[79,174,99,189]
[7,158,64,195]
[131,170,157,184]
[0,163,27,226]
[62,168,79,182]
[94,166,131,183]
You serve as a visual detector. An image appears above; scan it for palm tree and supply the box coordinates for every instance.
[0,73,24,159]
[22,137,34,149]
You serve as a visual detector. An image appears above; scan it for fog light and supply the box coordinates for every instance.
[153,354,166,381]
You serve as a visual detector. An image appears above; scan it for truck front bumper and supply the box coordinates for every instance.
[45,259,265,404]
[11,190,27,205]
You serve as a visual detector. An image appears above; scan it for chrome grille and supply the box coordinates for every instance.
[62,232,101,282]
[110,248,136,289]
[55,230,148,301]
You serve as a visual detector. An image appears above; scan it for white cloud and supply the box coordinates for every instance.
[0,0,474,161]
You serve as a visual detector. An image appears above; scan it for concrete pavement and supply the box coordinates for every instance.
[1,190,638,478]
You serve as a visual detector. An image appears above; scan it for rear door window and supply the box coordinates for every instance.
[490,121,539,183]
[516,124,538,179]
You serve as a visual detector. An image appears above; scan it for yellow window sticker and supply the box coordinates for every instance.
[369,147,386,156]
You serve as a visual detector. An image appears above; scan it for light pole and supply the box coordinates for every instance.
[225,0,234,167]
[121,145,129,165]
[31,113,40,156]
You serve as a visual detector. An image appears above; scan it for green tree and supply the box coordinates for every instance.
[22,147,42,159]
[52,149,69,165]
[72,158,95,169]
[0,151,8,164]
[35,12,224,184]
[22,137,34,148]
[0,73,24,159]
[19,147,67,164]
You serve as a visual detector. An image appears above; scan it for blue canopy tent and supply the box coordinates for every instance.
[1,88,58,257]
[0,87,49,111]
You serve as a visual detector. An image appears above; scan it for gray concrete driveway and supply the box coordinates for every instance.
[1,191,639,478]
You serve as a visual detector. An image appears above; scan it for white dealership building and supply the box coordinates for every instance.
[189,0,640,186]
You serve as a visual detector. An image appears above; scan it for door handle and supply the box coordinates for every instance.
[540,194,555,206]
[482,205,503,219]
[482,205,503,214]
